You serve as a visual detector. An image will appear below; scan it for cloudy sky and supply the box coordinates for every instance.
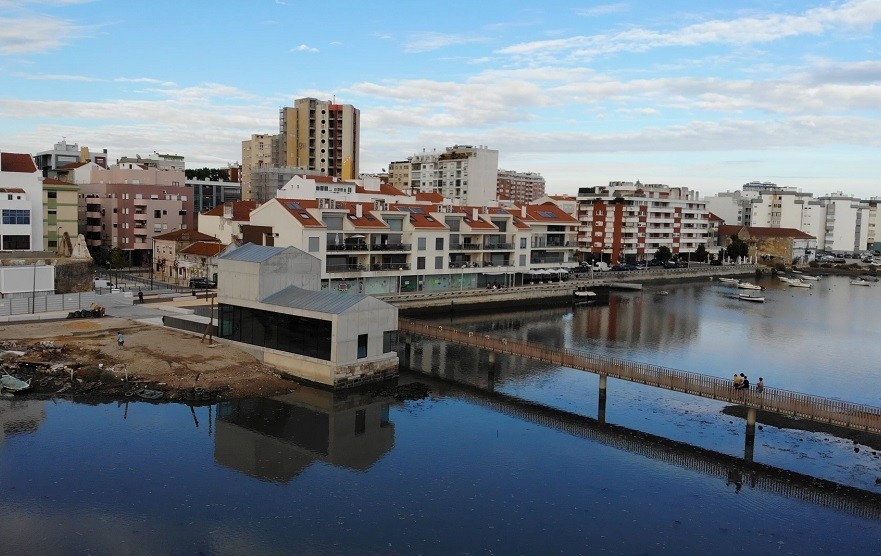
[1,0,879,198]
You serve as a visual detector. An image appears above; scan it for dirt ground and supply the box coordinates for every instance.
[0,317,298,402]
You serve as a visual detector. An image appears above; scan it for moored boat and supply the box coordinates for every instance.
[800,275,820,281]
[850,278,871,286]
[573,286,598,303]
[788,279,812,288]
[737,282,764,290]
[738,294,765,303]
[717,277,739,284]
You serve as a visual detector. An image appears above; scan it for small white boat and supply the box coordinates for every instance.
[656,290,669,296]
[788,279,812,288]
[850,278,871,286]
[778,275,794,283]
[717,277,740,284]
[737,282,764,290]
[800,275,820,281]
[0,373,32,393]
[738,294,765,303]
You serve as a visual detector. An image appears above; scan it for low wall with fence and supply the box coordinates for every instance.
[0,291,97,318]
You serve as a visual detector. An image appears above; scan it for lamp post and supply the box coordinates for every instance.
[149,238,154,291]
[31,262,37,314]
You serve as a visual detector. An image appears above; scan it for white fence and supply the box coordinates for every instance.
[0,292,97,317]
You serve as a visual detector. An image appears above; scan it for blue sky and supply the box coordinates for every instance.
[0,0,879,198]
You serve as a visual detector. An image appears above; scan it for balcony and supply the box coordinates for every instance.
[450,243,481,250]
[484,243,513,250]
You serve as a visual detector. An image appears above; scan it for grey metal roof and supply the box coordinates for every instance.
[218,243,286,263]
[261,286,368,314]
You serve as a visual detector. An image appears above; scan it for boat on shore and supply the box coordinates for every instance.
[0,373,32,393]
[850,278,871,286]
[738,294,765,303]
[800,275,820,281]
[859,275,879,283]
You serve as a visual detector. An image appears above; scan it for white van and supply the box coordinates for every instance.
[94,279,113,288]
[592,262,610,272]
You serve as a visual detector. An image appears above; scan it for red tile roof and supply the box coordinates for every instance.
[1,152,38,173]
[719,225,815,240]
[179,241,227,257]
[391,204,448,230]
[201,200,258,221]
[43,178,76,186]
[274,198,325,228]
[521,202,579,223]
[415,192,445,203]
[339,202,389,229]
[58,161,89,170]
[0,187,26,193]
[152,229,221,242]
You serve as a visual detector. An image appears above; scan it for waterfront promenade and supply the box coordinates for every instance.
[399,318,881,434]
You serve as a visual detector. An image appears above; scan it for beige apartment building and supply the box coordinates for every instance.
[497,169,546,204]
[42,178,79,250]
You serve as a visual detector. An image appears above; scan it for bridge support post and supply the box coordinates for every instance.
[744,407,757,462]
[598,374,607,423]
[403,335,412,369]
[487,352,496,391]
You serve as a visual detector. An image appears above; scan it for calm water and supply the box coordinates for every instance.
[2,274,881,554]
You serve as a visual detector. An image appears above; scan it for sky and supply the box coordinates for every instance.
[0,0,879,199]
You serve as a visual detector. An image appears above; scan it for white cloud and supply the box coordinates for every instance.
[293,44,318,53]
[115,77,178,87]
[403,32,488,53]
[0,16,89,54]
[575,3,628,17]
[13,72,99,81]
[500,0,881,60]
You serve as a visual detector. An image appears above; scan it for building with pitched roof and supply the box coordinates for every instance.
[198,196,580,294]
[215,243,397,389]
[718,225,817,265]
[152,229,221,283]
[1,152,43,250]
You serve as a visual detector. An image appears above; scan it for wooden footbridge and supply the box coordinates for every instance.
[399,319,881,435]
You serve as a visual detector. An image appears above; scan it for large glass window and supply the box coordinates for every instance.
[1,209,30,224]
[357,334,368,358]
[218,304,332,361]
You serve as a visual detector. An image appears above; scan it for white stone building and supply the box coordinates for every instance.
[389,145,499,207]
[0,153,44,251]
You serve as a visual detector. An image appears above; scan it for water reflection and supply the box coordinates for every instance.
[215,385,395,482]
[0,399,45,447]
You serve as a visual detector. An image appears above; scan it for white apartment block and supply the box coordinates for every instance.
[0,152,44,251]
[389,145,499,207]
[865,198,879,250]
[198,198,580,294]
[576,181,709,262]
[705,182,875,252]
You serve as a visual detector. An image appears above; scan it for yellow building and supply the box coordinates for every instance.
[42,177,79,251]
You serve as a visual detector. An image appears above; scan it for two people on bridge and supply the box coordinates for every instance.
[733,374,765,391]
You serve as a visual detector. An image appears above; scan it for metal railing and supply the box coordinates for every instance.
[399,319,881,433]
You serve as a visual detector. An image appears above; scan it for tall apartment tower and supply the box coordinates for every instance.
[279,98,360,180]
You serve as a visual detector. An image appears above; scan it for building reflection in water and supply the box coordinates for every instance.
[214,385,395,482]
[0,399,46,448]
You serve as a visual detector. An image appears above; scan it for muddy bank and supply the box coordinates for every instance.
[0,317,297,402]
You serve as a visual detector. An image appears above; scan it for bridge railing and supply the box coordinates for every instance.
[399,319,881,433]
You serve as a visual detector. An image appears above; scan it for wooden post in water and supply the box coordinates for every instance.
[598,374,608,423]
[744,407,757,462]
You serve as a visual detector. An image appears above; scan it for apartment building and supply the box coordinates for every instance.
[497,169,546,204]
[34,138,108,177]
[388,145,499,207]
[198,197,580,294]
[576,181,709,263]
[813,192,869,254]
[0,152,43,251]
[865,198,879,251]
[241,133,277,201]
[73,162,194,265]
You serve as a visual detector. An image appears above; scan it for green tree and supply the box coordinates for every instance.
[694,244,708,263]
[655,245,673,263]
[109,247,128,269]
[726,235,749,260]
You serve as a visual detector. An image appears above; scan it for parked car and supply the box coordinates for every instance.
[189,277,217,289]
[710,259,722,266]
[611,263,636,271]
[648,259,664,267]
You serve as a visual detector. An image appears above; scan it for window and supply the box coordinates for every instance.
[48,191,57,199]
[417,256,426,270]
[357,334,368,359]
[417,237,426,251]
[383,331,395,353]
[435,256,443,269]
[519,254,526,265]
[520,238,527,249]
[435,237,444,250]
[1,209,30,224]
[308,237,319,252]
[154,209,162,218]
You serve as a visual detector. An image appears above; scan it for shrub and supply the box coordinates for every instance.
[808,261,819,268]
